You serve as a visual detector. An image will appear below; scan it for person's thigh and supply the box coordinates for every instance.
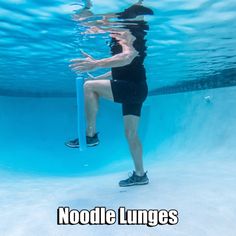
[84,80,114,101]
[123,115,140,134]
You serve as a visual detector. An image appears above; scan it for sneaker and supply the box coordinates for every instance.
[119,171,149,187]
[65,133,99,148]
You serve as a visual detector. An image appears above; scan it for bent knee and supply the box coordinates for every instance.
[84,81,94,91]
[84,81,100,97]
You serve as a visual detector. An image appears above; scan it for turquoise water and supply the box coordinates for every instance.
[1,1,236,235]
[0,0,236,176]
[1,0,236,96]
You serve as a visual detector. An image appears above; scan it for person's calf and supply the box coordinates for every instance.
[125,132,144,176]
[84,82,99,137]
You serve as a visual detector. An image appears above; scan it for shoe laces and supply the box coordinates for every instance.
[128,171,135,178]
[125,171,135,181]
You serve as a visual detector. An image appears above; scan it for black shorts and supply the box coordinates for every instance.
[110,80,148,116]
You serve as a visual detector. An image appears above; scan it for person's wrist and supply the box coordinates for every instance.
[96,59,103,68]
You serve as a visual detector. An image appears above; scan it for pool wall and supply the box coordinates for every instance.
[0,86,235,176]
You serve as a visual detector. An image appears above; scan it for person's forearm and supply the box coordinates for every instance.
[96,51,138,69]
[94,71,112,80]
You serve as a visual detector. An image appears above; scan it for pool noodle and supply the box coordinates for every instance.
[76,76,87,151]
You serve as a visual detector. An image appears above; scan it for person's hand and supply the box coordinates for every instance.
[70,50,98,73]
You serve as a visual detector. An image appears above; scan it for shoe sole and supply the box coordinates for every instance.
[87,141,99,147]
[119,180,149,187]
[65,141,99,148]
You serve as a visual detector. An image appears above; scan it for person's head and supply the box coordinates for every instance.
[84,0,92,9]
[136,0,143,5]
[117,1,153,20]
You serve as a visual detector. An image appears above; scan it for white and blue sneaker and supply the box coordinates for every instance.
[119,171,149,187]
[65,133,99,148]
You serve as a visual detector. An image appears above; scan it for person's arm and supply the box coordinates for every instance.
[70,47,137,72]
[70,31,138,73]
[96,49,137,68]
[86,71,112,80]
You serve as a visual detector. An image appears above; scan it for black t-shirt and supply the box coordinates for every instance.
[110,4,153,83]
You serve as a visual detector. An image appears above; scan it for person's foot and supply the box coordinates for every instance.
[119,171,149,187]
[65,133,99,148]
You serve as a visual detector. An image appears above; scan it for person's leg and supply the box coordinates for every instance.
[65,79,114,148]
[123,115,145,176]
[84,80,114,137]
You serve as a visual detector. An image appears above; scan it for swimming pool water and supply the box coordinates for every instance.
[0,1,236,236]
[1,0,236,96]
